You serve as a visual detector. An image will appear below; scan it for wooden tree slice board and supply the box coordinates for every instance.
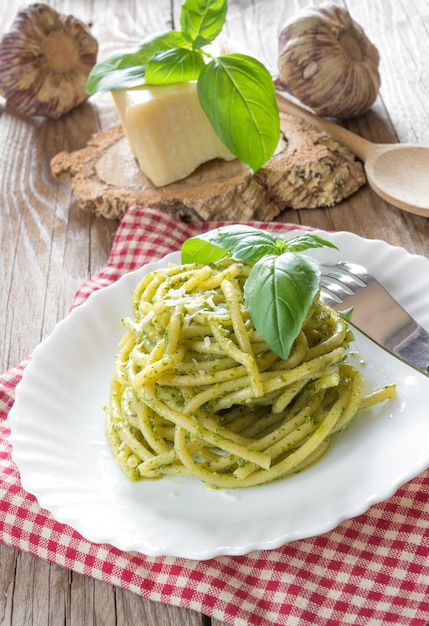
[50,114,366,222]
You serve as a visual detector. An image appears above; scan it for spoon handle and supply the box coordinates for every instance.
[275,93,372,161]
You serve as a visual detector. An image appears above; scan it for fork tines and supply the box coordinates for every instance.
[319,262,373,306]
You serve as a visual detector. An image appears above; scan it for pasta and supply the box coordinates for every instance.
[105,258,395,488]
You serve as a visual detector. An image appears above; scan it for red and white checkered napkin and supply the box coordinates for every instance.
[1,207,429,626]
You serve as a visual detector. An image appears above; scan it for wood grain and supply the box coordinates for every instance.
[1,1,429,625]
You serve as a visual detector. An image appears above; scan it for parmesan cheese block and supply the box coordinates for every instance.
[111,82,236,187]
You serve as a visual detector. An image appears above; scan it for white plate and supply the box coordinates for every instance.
[9,230,429,560]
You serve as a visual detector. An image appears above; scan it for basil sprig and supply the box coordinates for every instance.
[181,226,338,360]
[85,0,280,173]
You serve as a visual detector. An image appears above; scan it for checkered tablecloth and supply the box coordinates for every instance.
[1,206,429,626]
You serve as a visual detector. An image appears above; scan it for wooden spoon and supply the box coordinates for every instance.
[276,93,429,218]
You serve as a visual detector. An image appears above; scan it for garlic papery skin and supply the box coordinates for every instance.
[278,4,380,119]
[0,3,98,119]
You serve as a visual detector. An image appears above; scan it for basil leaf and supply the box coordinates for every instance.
[146,48,206,84]
[244,253,321,360]
[282,233,338,253]
[181,225,262,264]
[182,226,337,264]
[86,48,147,93]
[181,235,228,264]
[180,0,227,48]
[197,54,280,172]
[202,225,282,262]
[86,31,187,93]
[342,308,354,321]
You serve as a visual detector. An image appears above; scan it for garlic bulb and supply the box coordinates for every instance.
[0,3,98,119]
[278,4,380,119]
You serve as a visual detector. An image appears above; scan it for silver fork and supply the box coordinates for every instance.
[319,261,429,376]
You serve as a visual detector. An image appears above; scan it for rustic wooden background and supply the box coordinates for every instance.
[1,0,429,624]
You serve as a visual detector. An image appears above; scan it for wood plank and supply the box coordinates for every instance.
[0,544,16,624]
[9,553,51,624]
[346,0,429,144]
[114,583,206,626]
[1,549,209,626]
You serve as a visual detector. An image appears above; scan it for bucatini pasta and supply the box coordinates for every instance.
[105,258,395,488]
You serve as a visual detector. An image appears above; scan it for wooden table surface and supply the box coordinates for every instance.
[1,0,429,624]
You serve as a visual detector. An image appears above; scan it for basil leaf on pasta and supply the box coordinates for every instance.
[244,253,321,360]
